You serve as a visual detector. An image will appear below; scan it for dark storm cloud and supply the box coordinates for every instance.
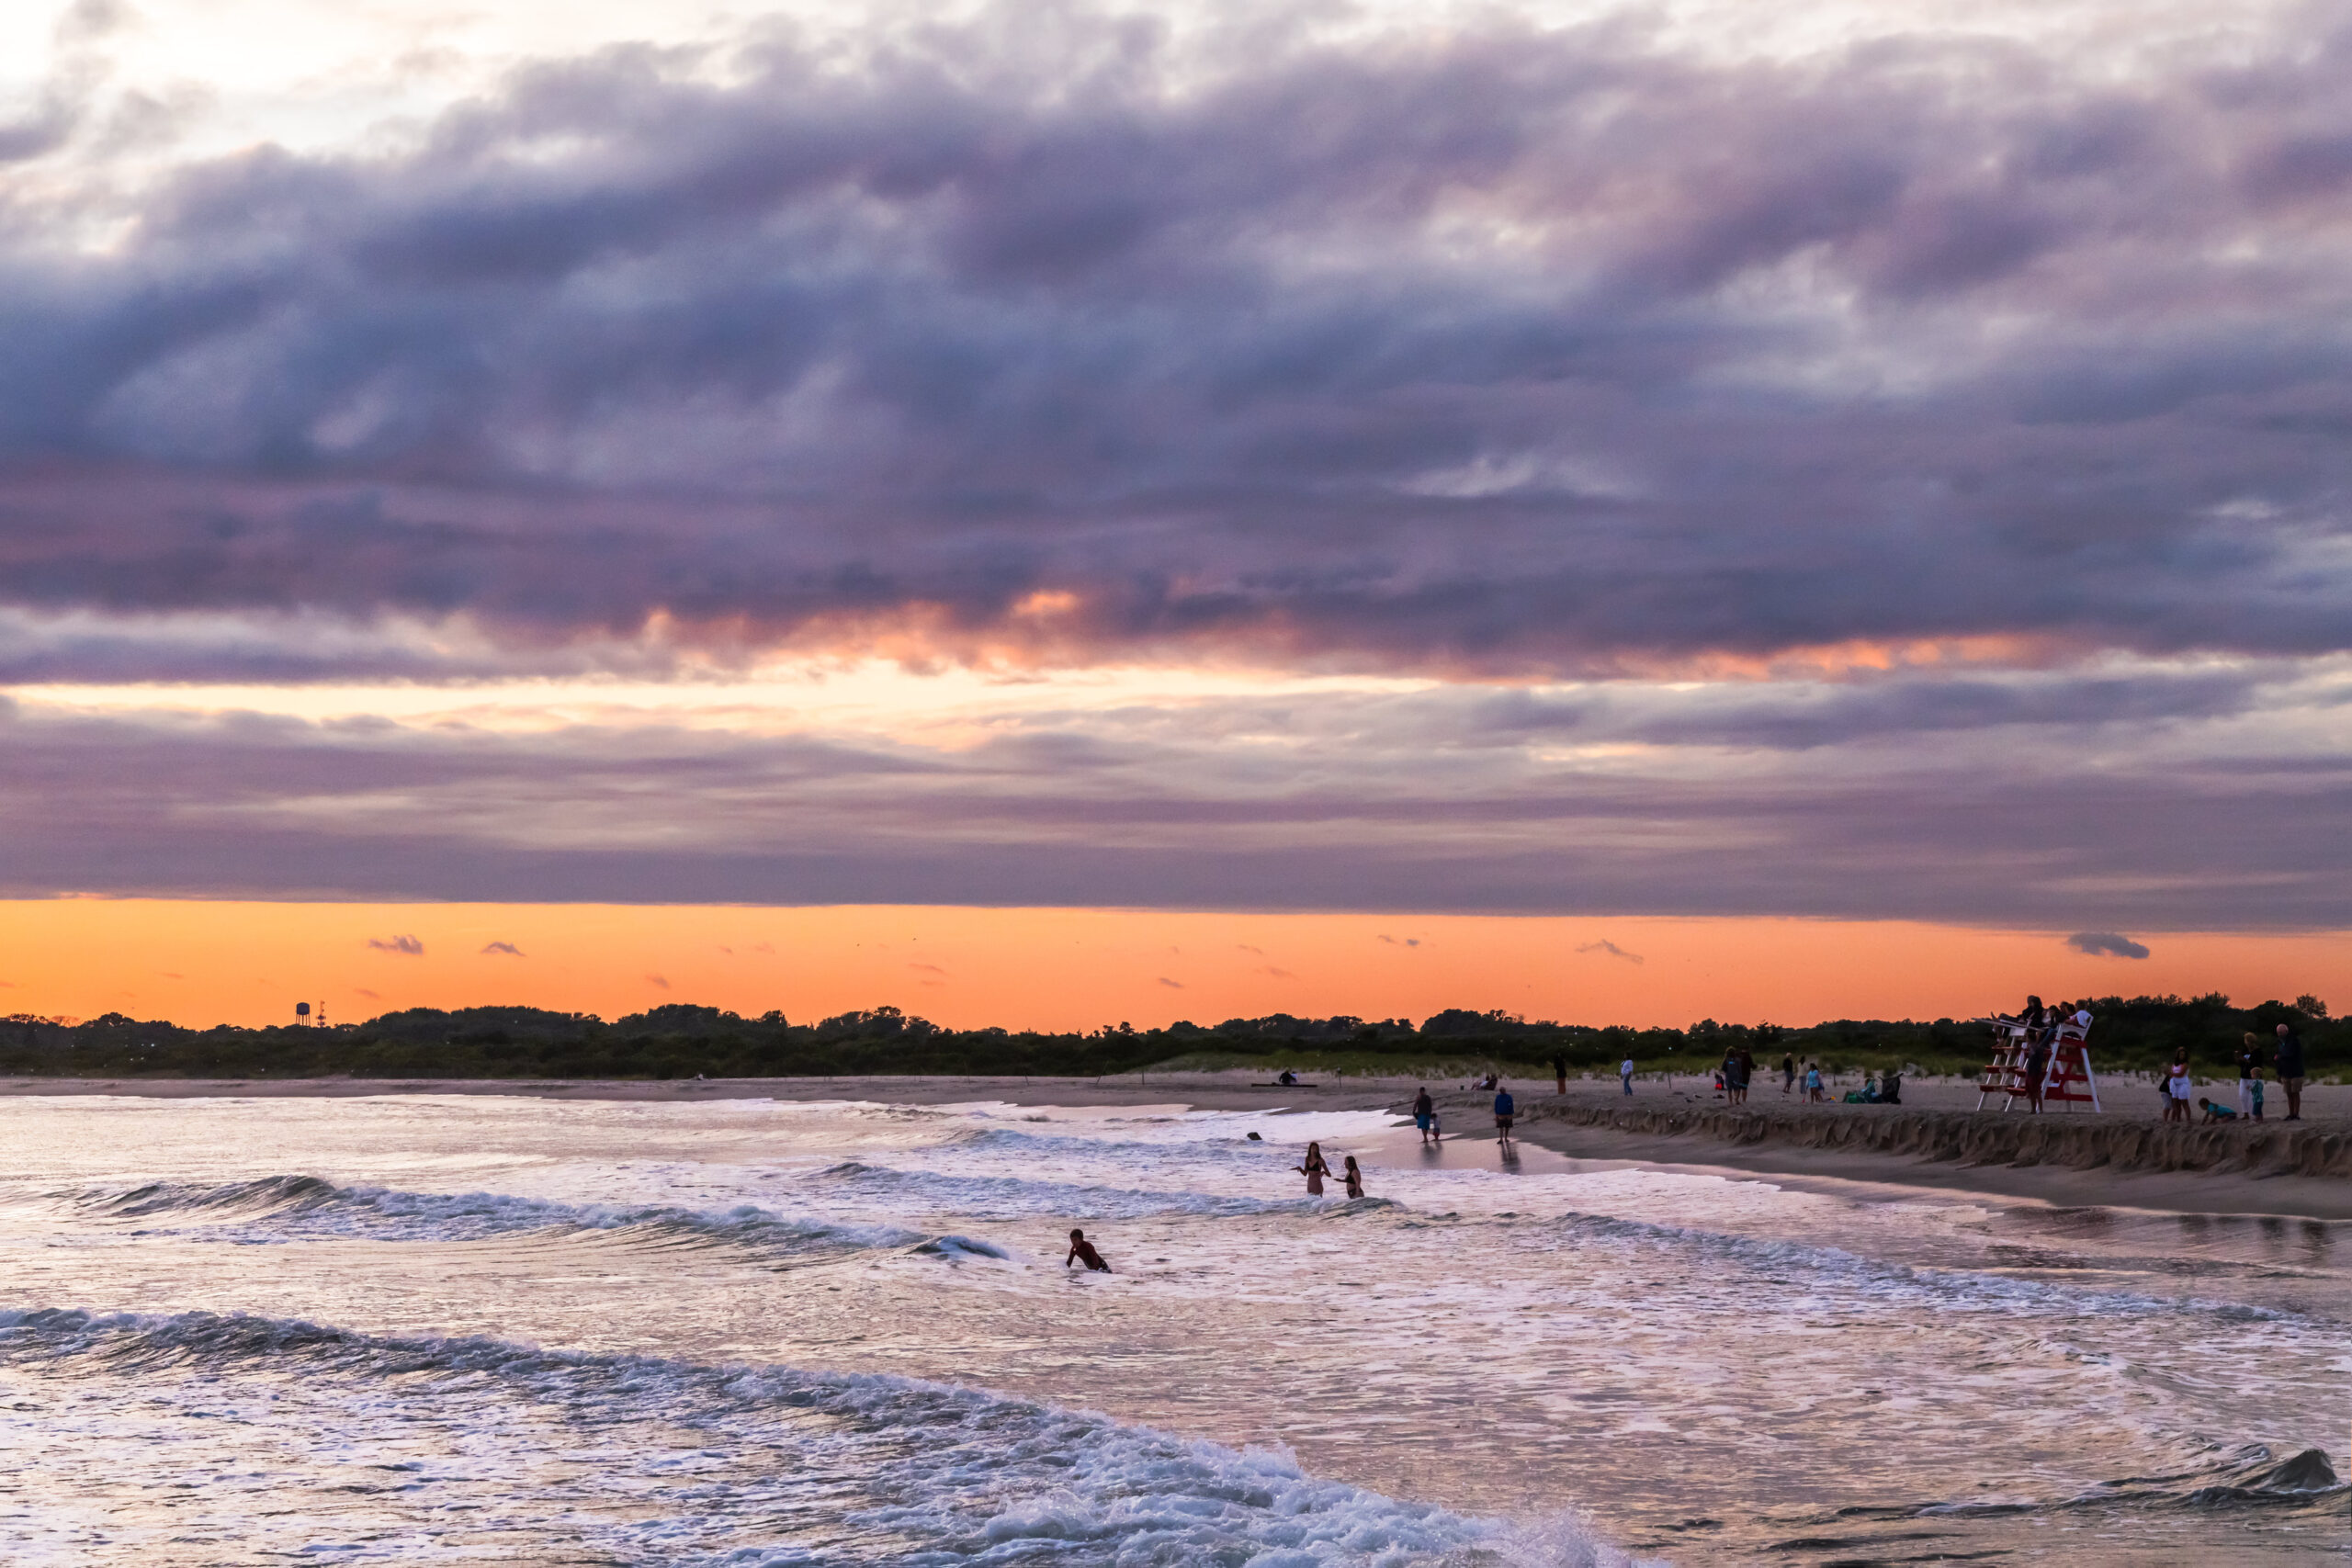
[2066,931,2152,959]
[0,5,2347,677]
[0,696,2343,927]
[1472,667,2276,750]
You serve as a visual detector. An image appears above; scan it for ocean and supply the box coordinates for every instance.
[0,1091,2343,1563]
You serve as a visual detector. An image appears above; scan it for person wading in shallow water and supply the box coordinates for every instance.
[1412,1087,1441,1145]
[1065,1229,1112,1272]
[1340,1155,1365,1199]
[1492,1086,1516,1150]
[1295,1141,1333,1195]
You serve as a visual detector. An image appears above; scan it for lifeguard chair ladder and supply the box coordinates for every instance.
[1975,1017,2101,1112]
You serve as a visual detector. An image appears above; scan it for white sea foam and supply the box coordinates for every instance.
[0,1306,1639,1567]
[61,1176,942,1259]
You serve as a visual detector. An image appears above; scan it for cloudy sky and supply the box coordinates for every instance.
[2,0,2346,1025]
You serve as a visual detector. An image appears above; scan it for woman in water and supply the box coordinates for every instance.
[1340,1154,1365,1199]
[1295,1141,1333,1195]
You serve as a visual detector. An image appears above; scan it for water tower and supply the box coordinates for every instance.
[295,1001,311,1027]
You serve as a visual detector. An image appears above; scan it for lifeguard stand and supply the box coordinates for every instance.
[1976,1015,2100,1112]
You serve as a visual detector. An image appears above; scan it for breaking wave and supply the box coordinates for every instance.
[0,1305,1633,1567]
[63,1177,949,1262]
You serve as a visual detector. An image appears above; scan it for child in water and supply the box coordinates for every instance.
[1065,1229,1112,1272]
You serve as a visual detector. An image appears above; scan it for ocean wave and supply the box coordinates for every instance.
[61,1177,948,1262]
[0,1305,1636,1567]
[1528,1208,2327,1331]
[811,1160,1399,1223]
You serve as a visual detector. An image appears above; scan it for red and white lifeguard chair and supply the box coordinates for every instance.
[1976,1014,2100,1112]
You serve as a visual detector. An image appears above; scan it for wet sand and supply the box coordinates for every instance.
[7,1069,2346,1217]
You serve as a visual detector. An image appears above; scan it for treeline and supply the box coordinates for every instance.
[0,993,2338,1081]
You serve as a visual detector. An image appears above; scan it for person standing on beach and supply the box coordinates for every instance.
[1552,1052,1568,1095]
[2022,1032,2051,1114]
[1781,1052,1796,1096]
[1493,1086,1516,1149]
[1620,1056,1635,1095]
[1734,1043,1756,1106]
[2236,1033,2264,1117]
[2274,1024,2306,1122]
[1804,1062,1824,1102]
[1296,1141,1333,1195]
[2164,1050,2192,1123]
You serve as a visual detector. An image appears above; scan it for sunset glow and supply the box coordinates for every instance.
[6,901,2343,1033]
[2,0,2346,1023]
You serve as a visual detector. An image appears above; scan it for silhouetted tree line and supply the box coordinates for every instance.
[0,992,2336,1080]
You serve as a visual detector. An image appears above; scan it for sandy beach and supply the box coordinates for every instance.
[10,1068,2346,1218]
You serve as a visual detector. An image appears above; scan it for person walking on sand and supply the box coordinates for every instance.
[1804,1062,1824,1102]
[1412,1086,1440,1145]
[2236,1033,2264,1117]
[1735,1043,1756,1106]
[1295,1141,1333,1195]
[1553,1051,1568,1096]
[1620,1055,1635,1096]
[1493,1085,1516,1149]
[2274,1023,2306,1121]
[1065,1228,1112,1272]
[1781,1052,1797,1096]
[1340,1154,1365,1199]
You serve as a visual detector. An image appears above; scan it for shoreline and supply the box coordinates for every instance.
[7,1071,2347,1219]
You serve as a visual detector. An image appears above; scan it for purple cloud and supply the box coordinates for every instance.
[366,934,424,955]
[2066,931,2152,959]
[0,6,2341,681]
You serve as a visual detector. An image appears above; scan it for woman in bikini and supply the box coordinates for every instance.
[1296,1141,1333,1195]
[1340,1155,1365,1199]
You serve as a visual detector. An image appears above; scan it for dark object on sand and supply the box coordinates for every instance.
[1246,1131,1262,1140]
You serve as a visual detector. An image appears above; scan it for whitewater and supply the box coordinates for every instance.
[0,1093,2343,1564]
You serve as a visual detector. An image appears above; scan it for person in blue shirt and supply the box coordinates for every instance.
[1493,1086,1516,1149]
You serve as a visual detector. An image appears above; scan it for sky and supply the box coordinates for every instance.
[1,0,2346,1029]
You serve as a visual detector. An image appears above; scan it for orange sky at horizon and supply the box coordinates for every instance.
[0,900,2341,1033]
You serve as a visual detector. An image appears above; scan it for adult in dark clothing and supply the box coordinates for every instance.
[2274,1025,2307,1121]
[2022,1036,2051,1113]
[2236,1034,2265,1118]
[1552,1053,1568,1095]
